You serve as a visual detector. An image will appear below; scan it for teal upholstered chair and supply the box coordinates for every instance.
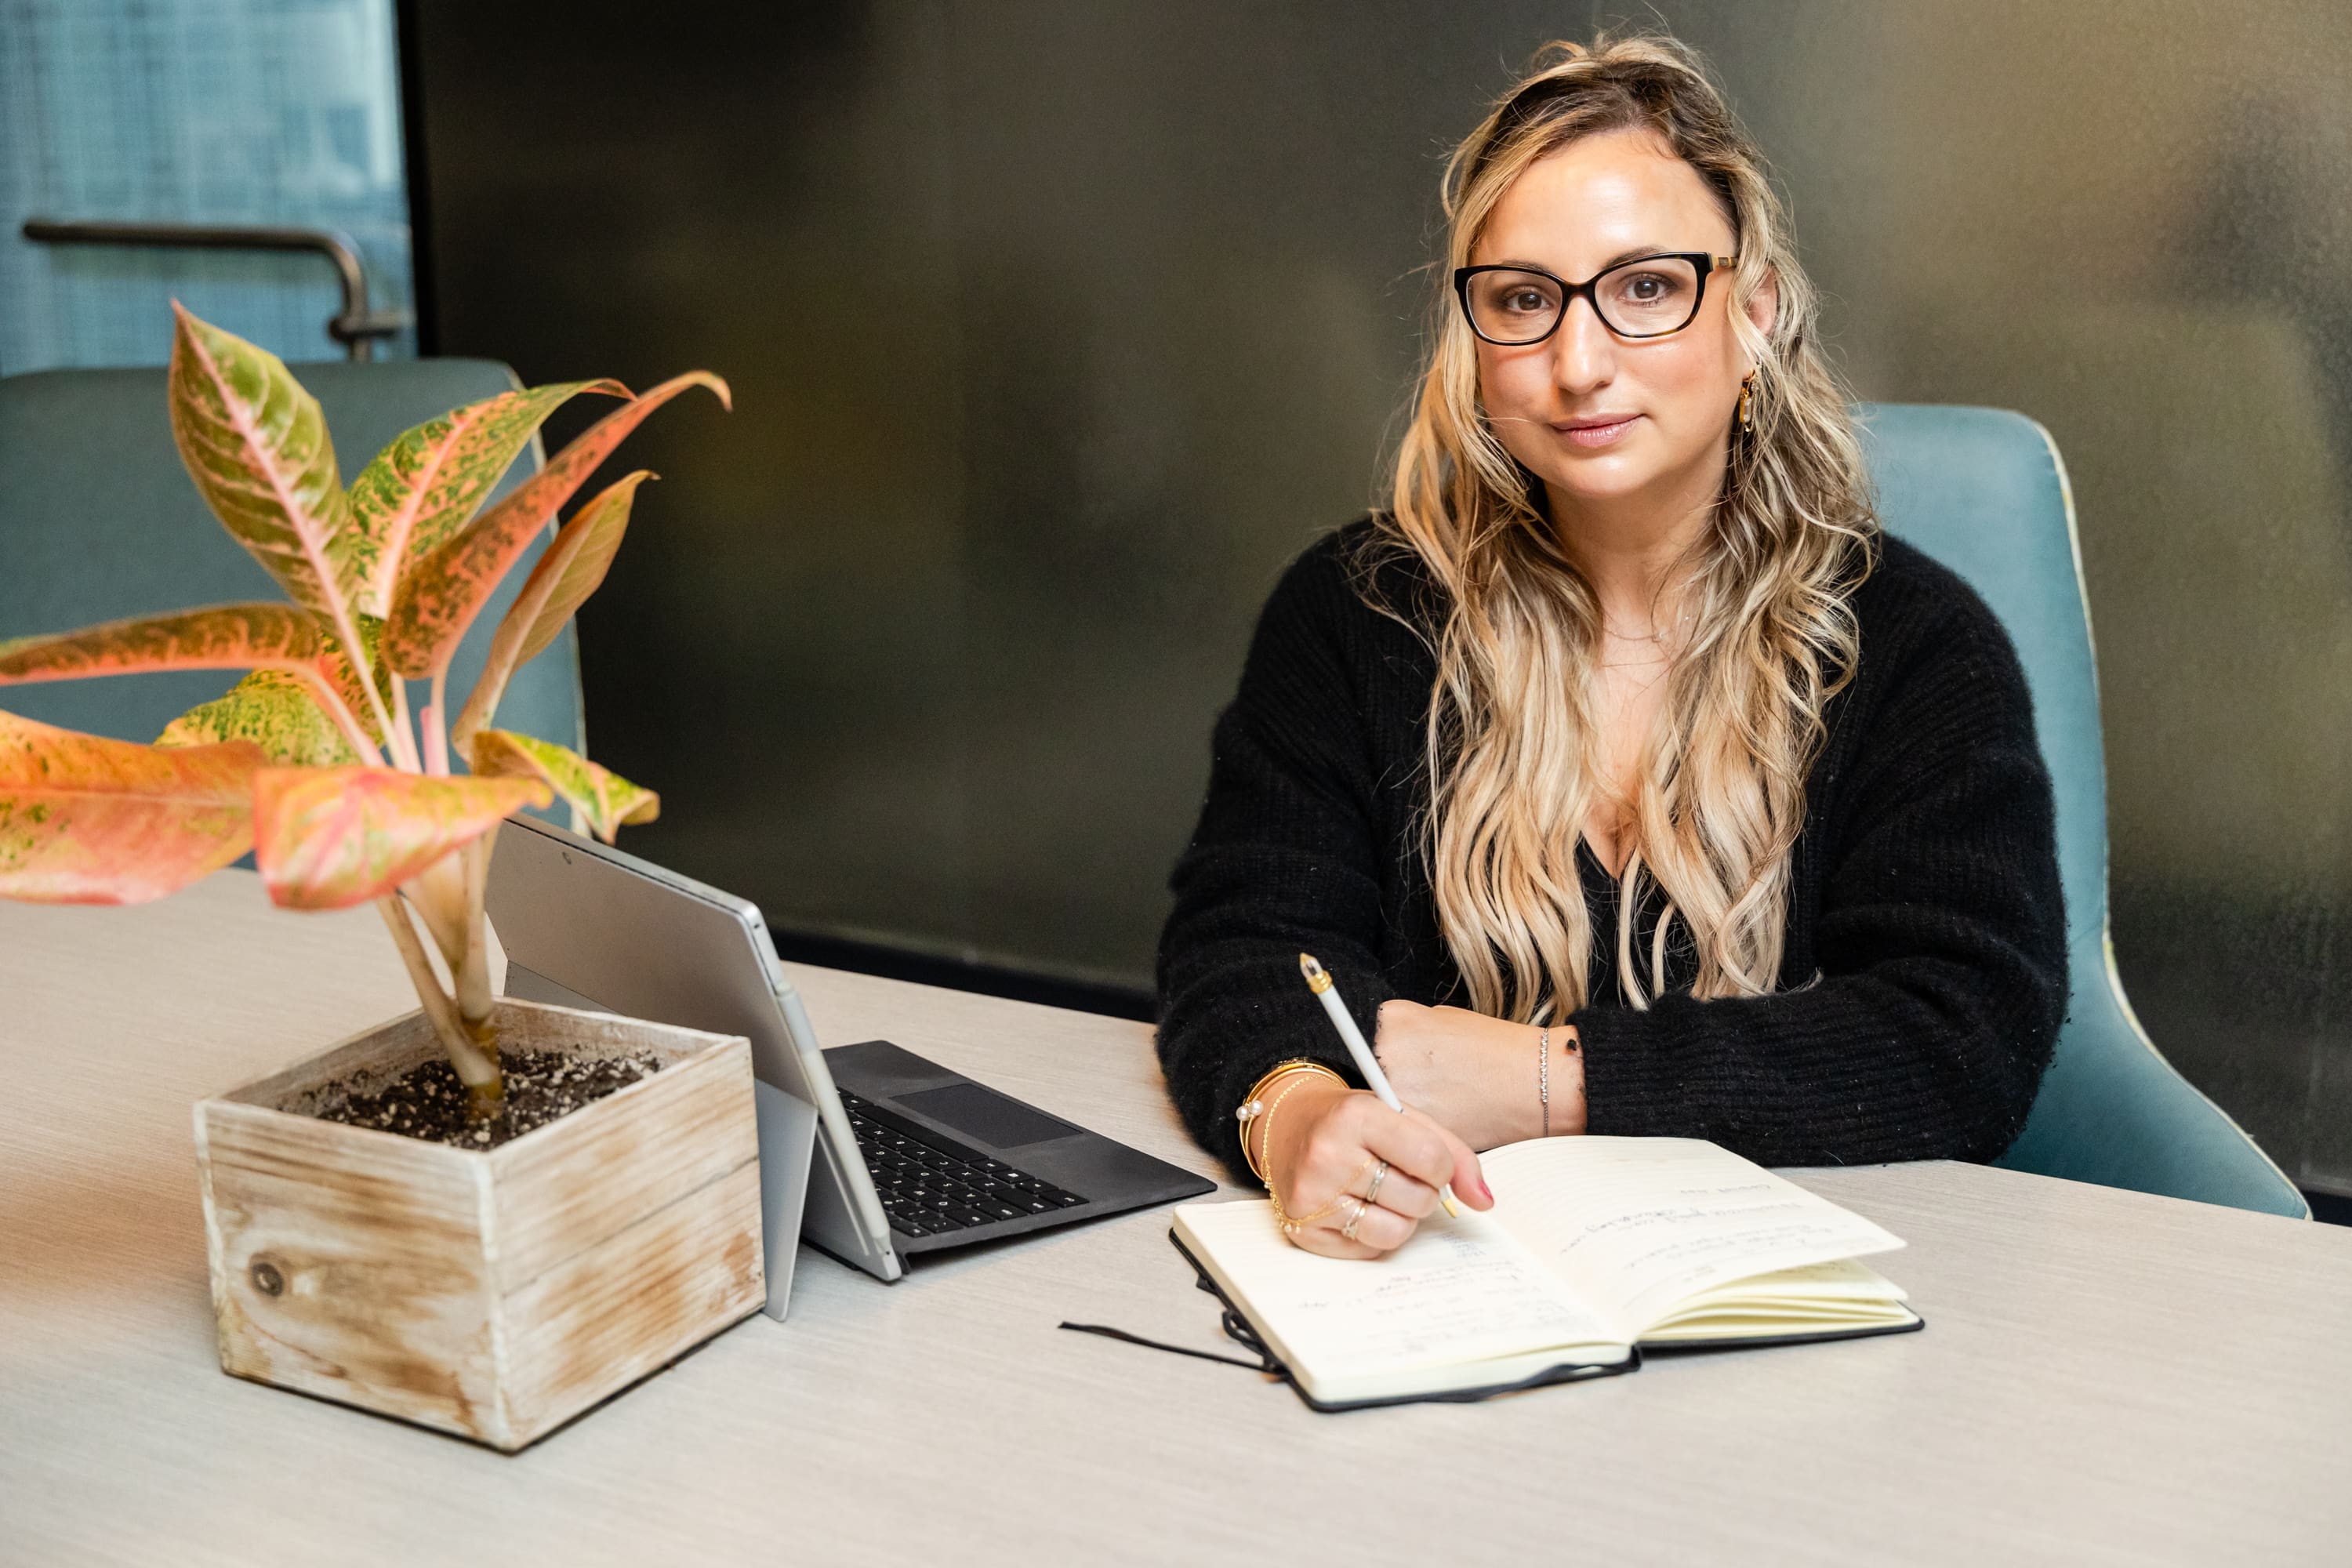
[0,360,583,804]
[1860,404,2308,1218]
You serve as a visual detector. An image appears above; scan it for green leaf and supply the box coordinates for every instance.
[468,728,658,844]
[344,379,630,617]
[0,604,321,685]
[159,671,362,767]
[0,708,263,905]
[167,304,359,626]
[383,372,729,678]
[448,470,652,755]
[252,765,551,911]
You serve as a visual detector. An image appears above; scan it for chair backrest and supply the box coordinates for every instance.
[0,360,583,795]
[1860,404,2307,1216]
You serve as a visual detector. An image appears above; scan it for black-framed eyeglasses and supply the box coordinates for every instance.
[1454,252,1738,344]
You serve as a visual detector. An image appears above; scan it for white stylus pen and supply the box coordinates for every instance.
[1298,952,1461,1217]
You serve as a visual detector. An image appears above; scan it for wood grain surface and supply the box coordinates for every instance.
[194,997,764,1450]
[4,872,2350,1566]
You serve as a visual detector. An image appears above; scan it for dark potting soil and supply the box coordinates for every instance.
[313,1049,663,1149]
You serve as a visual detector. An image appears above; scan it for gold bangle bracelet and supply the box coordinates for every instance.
[1236,1061,1344,1182]
[1252,1071,1321,1195]
[1244,1058,1339,1106]
[1238,1073,1301,1182]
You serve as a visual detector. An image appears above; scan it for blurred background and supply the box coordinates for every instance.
[5,0,2349,1202]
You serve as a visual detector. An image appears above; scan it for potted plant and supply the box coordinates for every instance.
[0,307,763,1451]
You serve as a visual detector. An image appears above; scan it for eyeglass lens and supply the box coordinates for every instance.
[1464,256,1704,343]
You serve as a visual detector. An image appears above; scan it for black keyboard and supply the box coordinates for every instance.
[838,1090,1090,1239]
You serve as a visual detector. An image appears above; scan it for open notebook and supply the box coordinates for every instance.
[1171,1137,1921,1410]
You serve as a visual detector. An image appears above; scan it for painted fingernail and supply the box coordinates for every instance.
[1475,1176,1493,1203]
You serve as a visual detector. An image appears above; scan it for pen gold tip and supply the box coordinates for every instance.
[1441,1193,1460,1218]
[1298,953,1333,994]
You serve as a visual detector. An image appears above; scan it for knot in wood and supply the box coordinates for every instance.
[249,1259,285,1297]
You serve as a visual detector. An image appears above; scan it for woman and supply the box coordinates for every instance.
[1155,34,2067,1259]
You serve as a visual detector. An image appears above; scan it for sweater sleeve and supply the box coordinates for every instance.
[1155,541,1402,1178]
[1573,593,2068,1166]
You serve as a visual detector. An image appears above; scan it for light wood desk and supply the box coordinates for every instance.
[4,873,2349,1566]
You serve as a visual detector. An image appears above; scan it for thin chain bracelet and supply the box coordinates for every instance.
[1538,1025,1551,1138]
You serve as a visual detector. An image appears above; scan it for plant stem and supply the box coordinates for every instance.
[390,677,413,768]
[376,894,503,1114]
[424,669,450,776]
[407,854,469,971]
[455,834,497,1068]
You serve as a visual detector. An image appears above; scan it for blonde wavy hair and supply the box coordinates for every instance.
[1370,33,1876,1022]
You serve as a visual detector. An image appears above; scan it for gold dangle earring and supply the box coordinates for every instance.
[1737,369,1757,434]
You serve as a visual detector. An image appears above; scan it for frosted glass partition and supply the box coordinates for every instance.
[0,0,414,372]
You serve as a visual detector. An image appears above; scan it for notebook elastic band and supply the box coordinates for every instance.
[1056,1320,1277,1374]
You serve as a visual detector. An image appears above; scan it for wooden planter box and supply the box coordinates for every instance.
[193,997,764,1452]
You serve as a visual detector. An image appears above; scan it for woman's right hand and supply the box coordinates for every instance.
[1254,1080,1492,1258]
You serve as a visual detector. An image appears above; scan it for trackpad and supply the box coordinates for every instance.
[896,1082,1083,1149]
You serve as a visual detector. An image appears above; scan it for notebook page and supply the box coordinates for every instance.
[1665,1258,1908,1311]
[1173,1199,1625,1381]
[1477,1138,1905,1339]
[1645,1261,1914,1339]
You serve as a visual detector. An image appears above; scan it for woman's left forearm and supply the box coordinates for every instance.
[1374,1000,1584,1149]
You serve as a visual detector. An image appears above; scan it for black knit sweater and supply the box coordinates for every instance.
[1155,521,2066,1181]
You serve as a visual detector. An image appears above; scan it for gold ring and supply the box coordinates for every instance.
[1365,1160,1389,1207]
[1341,1196,1369,1242]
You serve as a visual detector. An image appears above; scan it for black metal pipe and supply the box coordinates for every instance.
[21,219,410,361]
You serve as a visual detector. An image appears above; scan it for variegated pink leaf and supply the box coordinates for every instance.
[0,604,319,684]
[383,372,729,678]
[159,671,362,767]
[252,765,550,911]
[168,305,359,626]
[0,604,384,750]
[345,379,630,616]
[468,728,658,844]
[0,708,263,905]
[449,470,652,753]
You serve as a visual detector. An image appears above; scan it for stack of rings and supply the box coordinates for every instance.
[1342,1160,1391,1241]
